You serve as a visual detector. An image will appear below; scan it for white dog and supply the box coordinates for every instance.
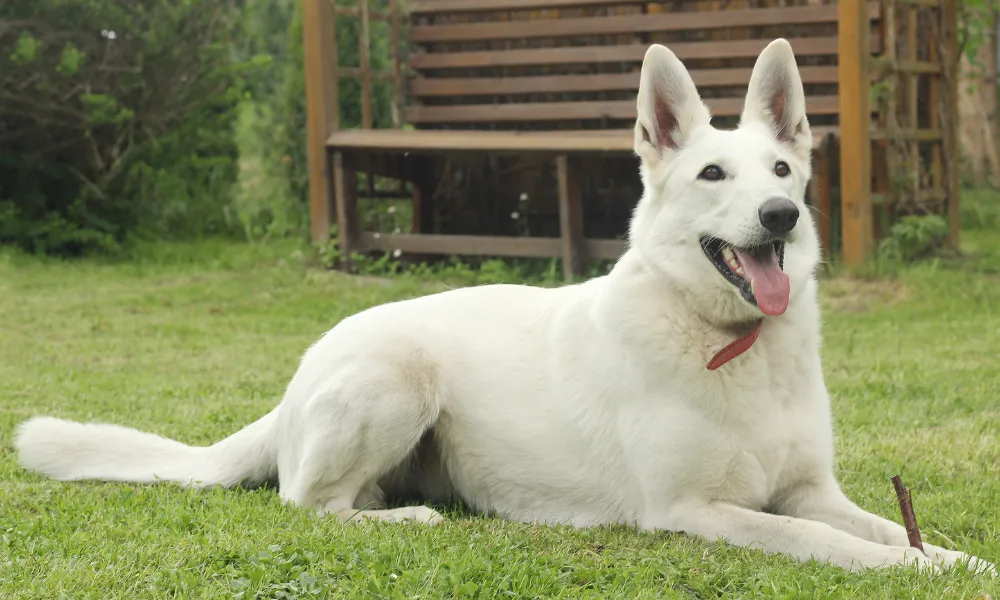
[14,40,996,575]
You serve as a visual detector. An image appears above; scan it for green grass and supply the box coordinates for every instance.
[1,222,999,599]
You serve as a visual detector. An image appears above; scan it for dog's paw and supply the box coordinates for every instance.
[923,544,997,577]
[336,505,447,526]
[395,505,447,525]
[857,547,940,574]
[899,547,942,574]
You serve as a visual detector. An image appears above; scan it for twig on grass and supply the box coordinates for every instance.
[892,475,924,551]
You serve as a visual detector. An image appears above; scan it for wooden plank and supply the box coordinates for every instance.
[411,0,646,14]
[556,155,585,281]
[907,2,919,207]
[332,5,394,20]
[871,187,947,205]
[359,0,373,129]
[335,67,396,81]
[390,0,403,128]
[412,4,874,43]
[329,128,635,152]
[410,36,879,70]
[838,0,874,264]
[928,1,944,217]
[813,140,834,260]
[943,0,960,245]
[333,152,359,269]
[882,0,900,213]
[328,126,843,152]
[411,66,839,98]
[356,233,625,260]
[303,0,337,244]
[404,96,841,124]
[870,128,943,141]
[895,60,941,73]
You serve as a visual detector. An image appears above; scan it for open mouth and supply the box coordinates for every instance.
[700,236,790,316]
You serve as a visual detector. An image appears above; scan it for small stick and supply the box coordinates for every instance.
[892,475,924,551]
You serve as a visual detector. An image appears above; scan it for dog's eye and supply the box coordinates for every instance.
[774,161,791,178]
[698,165,724,182]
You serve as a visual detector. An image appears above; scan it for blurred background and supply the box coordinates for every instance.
[1,0,997,262]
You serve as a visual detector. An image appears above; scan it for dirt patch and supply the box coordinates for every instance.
[819,276,911,313]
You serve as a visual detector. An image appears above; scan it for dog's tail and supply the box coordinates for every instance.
[13,410,278,488]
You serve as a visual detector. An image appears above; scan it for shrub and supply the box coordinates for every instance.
[0,0,260,254]
[878,214,950,263]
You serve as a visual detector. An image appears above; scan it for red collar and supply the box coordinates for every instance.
[706,320,763,371]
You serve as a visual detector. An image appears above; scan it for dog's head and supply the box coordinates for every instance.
[628,39,821,324]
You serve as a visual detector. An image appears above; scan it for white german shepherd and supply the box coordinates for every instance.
[14,40,995,575]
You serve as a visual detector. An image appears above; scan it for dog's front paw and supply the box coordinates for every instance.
[923,544,997,577]
[898,547,941,574]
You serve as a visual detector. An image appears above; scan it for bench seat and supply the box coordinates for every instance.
[327,126,840,154]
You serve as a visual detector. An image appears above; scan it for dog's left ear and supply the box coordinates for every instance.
[741,39,811,161]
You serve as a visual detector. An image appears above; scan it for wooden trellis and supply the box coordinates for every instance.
[303,0,405,244]
[303,0,962,274]
[876,0,959,244]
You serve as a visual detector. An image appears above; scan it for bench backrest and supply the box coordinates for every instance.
[406,0,882,132]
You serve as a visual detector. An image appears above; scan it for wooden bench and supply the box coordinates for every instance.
[305,0,958,277]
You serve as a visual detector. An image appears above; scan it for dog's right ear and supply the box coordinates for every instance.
[634,44,711,165]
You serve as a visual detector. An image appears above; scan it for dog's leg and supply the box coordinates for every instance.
[773,479,997,576]
[275,359,445,526]
[649,501,935,572]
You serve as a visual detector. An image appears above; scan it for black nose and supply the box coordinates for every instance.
[758,197,799,235]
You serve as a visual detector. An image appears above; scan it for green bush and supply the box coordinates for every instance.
[230,0,398,244]
[877,214,950,263]
[1,0,403,256]
[960,186,1000,230]
[229,0,309,243]
[0,0,260,254]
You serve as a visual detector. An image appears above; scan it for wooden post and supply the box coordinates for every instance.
[906,2,919,206]
[942,0,961,247]
[812,141,833,260]
[333,152,359,270]
[557,155,585,282]
[390,0,403,128]
[408,156,435,235]
[360,0,374,130]
[838,0,874,265]
[929,4,944,209]
[304,0,339,245]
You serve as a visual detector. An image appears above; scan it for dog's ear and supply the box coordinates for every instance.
[741,38,811,160]
[634,44,711,163]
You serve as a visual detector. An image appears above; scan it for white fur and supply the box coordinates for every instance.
[13,40,995,575]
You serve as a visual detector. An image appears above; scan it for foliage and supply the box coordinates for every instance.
[230,0,309,245]
[0,0,261,255]
[877,214,950,263]
[229,99,307,244]
[960,185,1000,230]
[230,0,398,245]
[959,0,996,72]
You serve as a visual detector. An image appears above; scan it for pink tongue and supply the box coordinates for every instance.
[733,248,790,316]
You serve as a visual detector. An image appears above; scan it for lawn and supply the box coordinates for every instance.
[1,223,998,599]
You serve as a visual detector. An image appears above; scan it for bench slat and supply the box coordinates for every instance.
[410,36,881,70]
[326,126,840,153]
[358,232,626,260]
[329,129,635,152]
[411,66,840,98]
[412,3,878,43]
[410,0,646,14]
[405,96,841,124]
